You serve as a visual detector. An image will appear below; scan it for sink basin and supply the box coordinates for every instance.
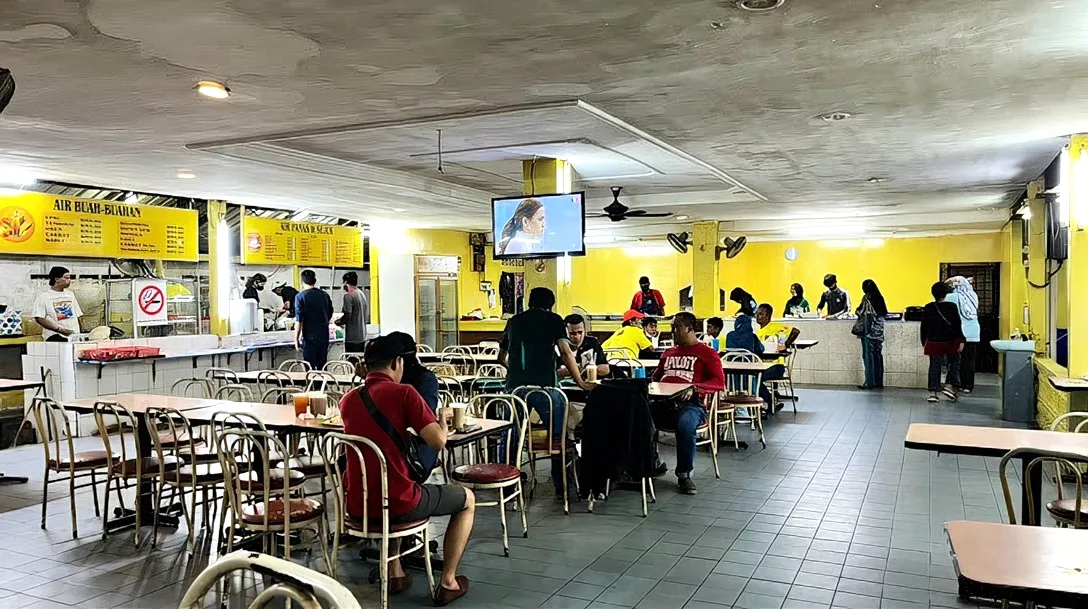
[991,340,1036,352]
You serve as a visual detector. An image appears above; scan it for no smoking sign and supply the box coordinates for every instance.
[132,279,168,324]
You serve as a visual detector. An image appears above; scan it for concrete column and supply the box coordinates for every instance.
[521,158,572,313]
[1066,134,1088,377]
[691,221,721,318]
[206,200,231,336]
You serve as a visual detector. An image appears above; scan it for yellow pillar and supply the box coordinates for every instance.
[1067,134,1088,377]
[207,200,231,336]
[521,158,572,313]
[692,221,721,318]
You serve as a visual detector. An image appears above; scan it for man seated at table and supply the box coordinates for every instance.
[559,313,610,432]
[700,317,725,350]
[642,317,661,351]
[386,331,442,472]
[341,336,475,605]
[651,311,726,496]
[754,304,795,407]
[602,310,652,360]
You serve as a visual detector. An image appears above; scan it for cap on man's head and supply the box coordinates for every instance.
[622,309,647,323]
[363,335,404,367]
[823,274,837,288]
[386,331,418,355]
[639,276,650,284]
[47,266,69,286]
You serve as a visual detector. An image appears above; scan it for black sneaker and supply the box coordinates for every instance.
[677,476,697,495]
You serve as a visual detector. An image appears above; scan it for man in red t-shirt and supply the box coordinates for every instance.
[651,311,726,496]
[341,335,475,605]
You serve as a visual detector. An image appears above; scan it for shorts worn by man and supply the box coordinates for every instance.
[341,335,475,605]
[651,312,726,495]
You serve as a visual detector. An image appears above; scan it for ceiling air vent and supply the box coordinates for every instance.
[738,0,785,11]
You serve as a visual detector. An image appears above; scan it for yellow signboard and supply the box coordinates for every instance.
[0,192,199,261]
[241,216,363,267]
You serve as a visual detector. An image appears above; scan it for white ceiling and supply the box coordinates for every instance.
[0,0,1084,240]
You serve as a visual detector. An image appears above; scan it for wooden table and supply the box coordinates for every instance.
[905,423,1088,525]
[1049,376,1088,392]
[947,520,1088,606]
[721,360,776,373]
[0,378,46,485]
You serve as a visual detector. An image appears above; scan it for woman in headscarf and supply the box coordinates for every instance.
[944,276,980,393]
[854,279,888,390]
[729,287,757,317]
[784,283,809,316]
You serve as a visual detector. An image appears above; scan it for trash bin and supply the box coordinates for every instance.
[991,340,1037,423]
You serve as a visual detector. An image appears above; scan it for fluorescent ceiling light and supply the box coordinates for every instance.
[125,192,139,204]
[0,167,36,188]
[675,215,689,221]
[176,169,196,179]
[1018,205,1032,220]
[290,209,310,221]
[584,234,616,244]
[197,81,231,99]
[788,224,868,238]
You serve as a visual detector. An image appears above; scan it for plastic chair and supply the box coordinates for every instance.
[279,359,312,373]
[452,395,529,556]
[319,432,436,609]
[179,550,361,609]
[32,397,110,538]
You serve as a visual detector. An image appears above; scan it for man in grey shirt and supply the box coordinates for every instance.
[337,271,369,353]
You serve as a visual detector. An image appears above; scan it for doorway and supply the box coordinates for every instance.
[940,262,1000,373]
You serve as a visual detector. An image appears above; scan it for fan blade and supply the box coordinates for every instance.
[624,210,672,218]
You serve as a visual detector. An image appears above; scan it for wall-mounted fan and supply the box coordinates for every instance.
[665,233,748,259]
[667,232,692,254]
[594,186,672,222]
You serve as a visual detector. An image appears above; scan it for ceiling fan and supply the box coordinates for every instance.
[593,186,672,222]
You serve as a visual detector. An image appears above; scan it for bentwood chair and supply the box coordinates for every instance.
[441,353,476,376]
[1000,447,1088,528]
[721,351,766,449]
[146,407,225,553]
[765,349,798,414]
[180,551,362,609]
[323,360,356,376]
[471,364,507,396]
[516,386,579,514]
[32,397,111,538]
[1050,412,1088,433]
[416,343,434,353]
[261,387,295,405]
[305,371,340,393]
[319,432,435,609]
[279,359,312,373]
[217,427,329,562]
[256,370,294,396]
[204,367,239,393]
[452,395,529,556]
[94,401,180,546]
[215,384,254,402]
[172,378,211,398]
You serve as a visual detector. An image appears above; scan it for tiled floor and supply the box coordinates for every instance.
[0,378,1035,608]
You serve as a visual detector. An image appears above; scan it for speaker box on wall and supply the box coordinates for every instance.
[0,69,14,114]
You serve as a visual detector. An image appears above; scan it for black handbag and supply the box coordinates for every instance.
[358,387,430,483]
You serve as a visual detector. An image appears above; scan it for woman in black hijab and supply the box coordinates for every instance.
[855,279,888,390]
[729,287,757,317]
[784,283,810,316]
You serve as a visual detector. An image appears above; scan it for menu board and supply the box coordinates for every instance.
[0,192,198,261]
[241,216,363,267]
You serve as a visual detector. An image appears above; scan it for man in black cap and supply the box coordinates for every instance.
[242,273,267,301]
[32,266,83,341]
[387,331,441,472]
[817,274,851,319]
[341,335,474,605]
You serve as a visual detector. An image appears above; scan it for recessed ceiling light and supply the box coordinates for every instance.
[176,169,196,179]
[867,177,888,184]
[738,0,785,11]
[196,81,230,99]
[676,215,690,221]
[709,20,727,29]
[819,111,854,123]
[392,207,406,212]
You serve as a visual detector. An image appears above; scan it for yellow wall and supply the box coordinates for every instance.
[721,235,1006,314]
[392,230,1008,319]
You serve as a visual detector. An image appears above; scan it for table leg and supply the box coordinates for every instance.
[1021,455,1042,526]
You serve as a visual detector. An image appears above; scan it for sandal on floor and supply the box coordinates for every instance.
[927,394,939,403]
[435,576,470,606]
[389,575,412,596]
[941,388,958,401]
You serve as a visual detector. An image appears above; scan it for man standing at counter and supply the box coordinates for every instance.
[295,269,333,370]
[337,271,369,353]
[33,266,83,342]
[817,274,851,319]
[631,276,665,316]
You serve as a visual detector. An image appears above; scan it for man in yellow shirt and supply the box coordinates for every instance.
[602,310,652,359]
[755,303,799,406]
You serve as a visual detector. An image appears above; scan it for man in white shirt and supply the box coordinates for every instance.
[32,266,83,342]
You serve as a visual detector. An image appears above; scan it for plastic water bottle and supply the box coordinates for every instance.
[711,337,720,352]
